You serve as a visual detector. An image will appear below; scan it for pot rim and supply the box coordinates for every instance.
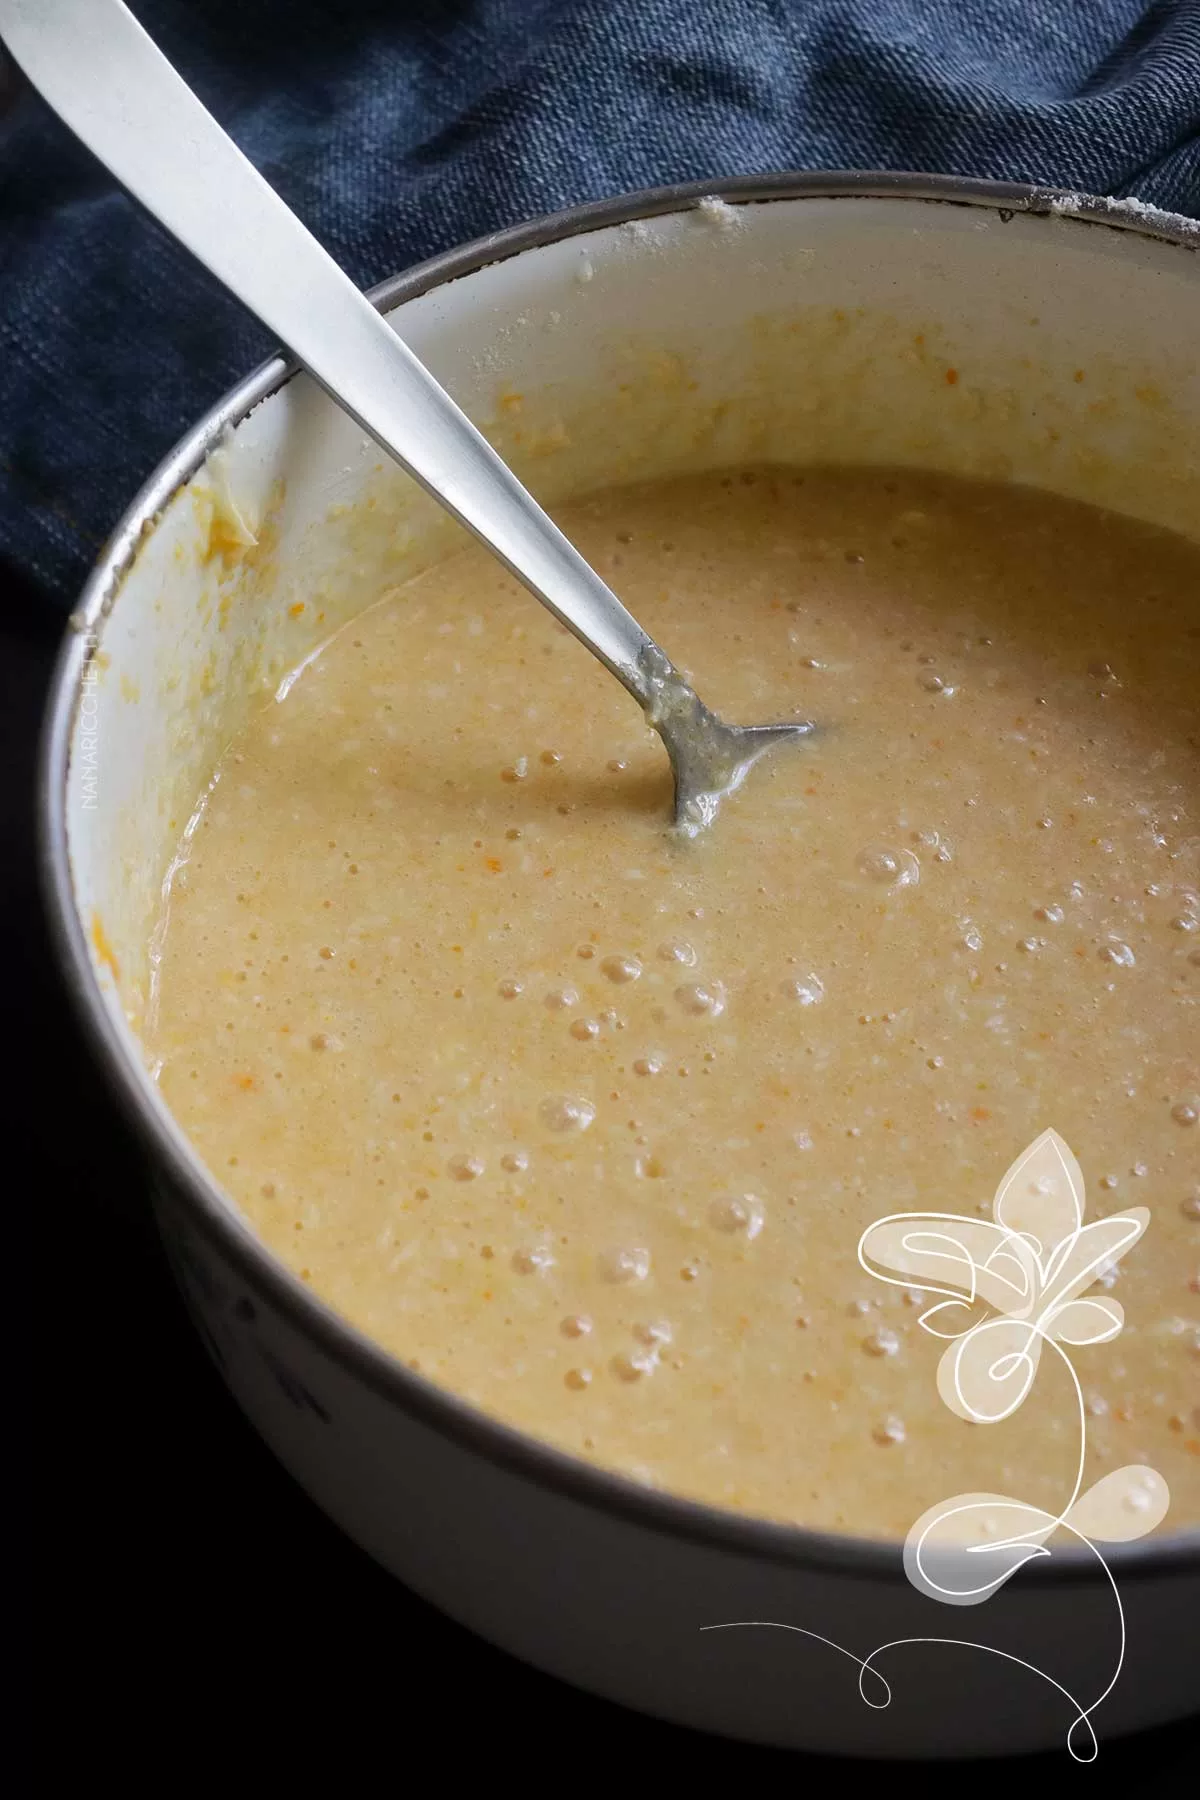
[40,169,1200,1586]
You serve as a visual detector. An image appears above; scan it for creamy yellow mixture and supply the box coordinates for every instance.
[149,467,1200,1537]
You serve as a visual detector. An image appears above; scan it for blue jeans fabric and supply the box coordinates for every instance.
[1,0,1198,602]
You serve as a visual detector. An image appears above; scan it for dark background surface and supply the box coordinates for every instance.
[13,562,1196,1783]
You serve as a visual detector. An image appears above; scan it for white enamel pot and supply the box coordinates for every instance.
[41,175,1200,1758]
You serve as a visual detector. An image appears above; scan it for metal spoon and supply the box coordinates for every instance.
[1,0,814,835]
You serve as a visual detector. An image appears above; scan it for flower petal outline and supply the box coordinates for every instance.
[1046,1296,1123,1347]
[1061,1466,1170,1543]
[858,1214,1036,1319]
[936,1315,1043,1423]
[905,1492,1057,1605]
[1039,1209,1149,1310]
[993,1129,1084,1263]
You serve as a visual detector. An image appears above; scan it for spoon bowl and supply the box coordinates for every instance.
[638,645,815,835]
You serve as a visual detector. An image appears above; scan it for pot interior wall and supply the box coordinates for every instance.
[65,196,1198,1070]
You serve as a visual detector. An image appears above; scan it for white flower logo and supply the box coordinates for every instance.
[858,1130,1169,1606]
[706,1130,1169,1759]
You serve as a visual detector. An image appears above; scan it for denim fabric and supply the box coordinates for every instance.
[2,0,1198,602]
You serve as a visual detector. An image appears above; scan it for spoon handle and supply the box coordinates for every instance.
[0,0,658,701]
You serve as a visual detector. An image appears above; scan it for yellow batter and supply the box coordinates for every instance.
[148,466,1200,1537]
